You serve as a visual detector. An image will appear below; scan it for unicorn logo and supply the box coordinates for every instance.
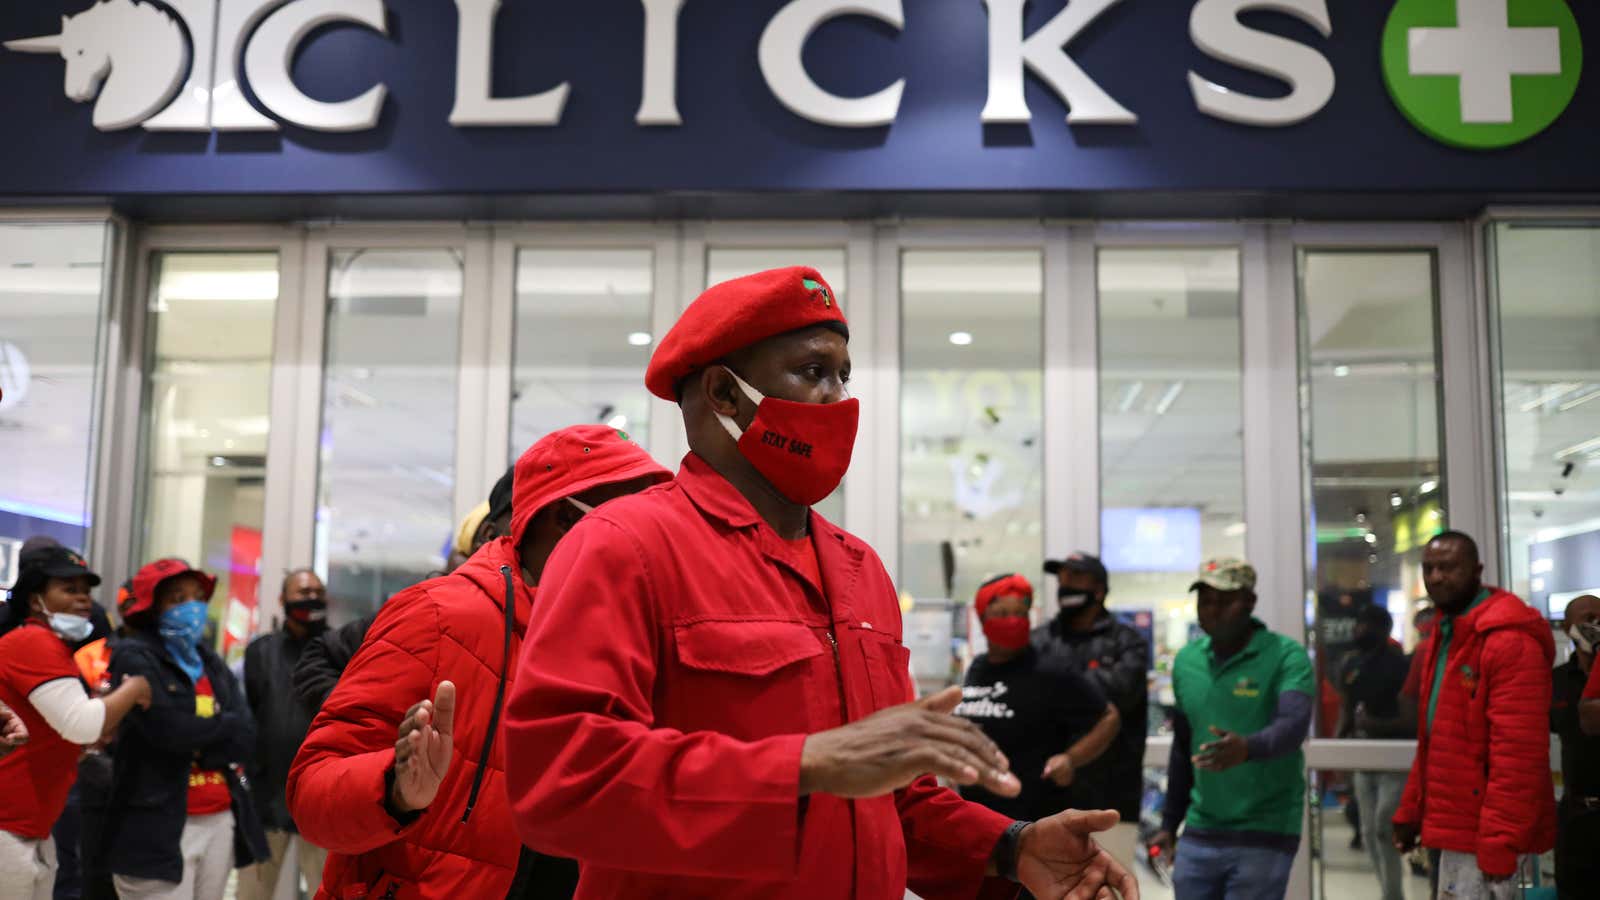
[4,0,390,133]
[5,0,188,131]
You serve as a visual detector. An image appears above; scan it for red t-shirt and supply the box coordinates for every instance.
[186,676,232,816]
[1583,656,1600,701]
[0,622,84,838]
[782,535,822,594]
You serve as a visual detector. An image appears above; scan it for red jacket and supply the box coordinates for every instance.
[1394,587,1556,877]
[288,539,531,899]
[503,454,1017,899]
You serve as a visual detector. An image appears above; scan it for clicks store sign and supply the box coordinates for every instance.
[0,0,1591,194]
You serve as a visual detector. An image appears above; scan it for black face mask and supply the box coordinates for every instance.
[285,599,329,630]
[1058,587,1093,609]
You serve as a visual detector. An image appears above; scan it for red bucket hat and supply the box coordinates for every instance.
[974,573,1033,619]
[644,266,847,401]
[125,559,217,621]
[510,425,673,548]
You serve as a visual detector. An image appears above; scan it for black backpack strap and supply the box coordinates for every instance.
[462,565,517,824]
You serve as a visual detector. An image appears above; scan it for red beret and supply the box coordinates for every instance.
[645,266,847,401]
[510,424,673,547]
[974,573,1033,619]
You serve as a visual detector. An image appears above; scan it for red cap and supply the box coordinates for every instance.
[974,573,1033,619]
[126,559,217,621]
[645,266,847,401]
[510,425,674,547]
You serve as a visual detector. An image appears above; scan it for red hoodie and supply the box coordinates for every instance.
[1394,587,1556,877]
[288,538,532,899]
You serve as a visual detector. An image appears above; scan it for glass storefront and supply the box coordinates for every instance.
[899,249,1044,632]
[512,248,656,461]
[316,248,464,617]
[138,251,278,654]
[1098,246,1245,732]
[0,221,108,579]
[5,212,1592,899]
[1494,222,1600,617]
[1299,250,1444,736]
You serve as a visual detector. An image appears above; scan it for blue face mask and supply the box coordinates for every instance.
[158,600,209,647]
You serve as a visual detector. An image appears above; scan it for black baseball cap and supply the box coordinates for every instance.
[18,544,101,587]
[1043,552,1107,587]
[487,465,515,524]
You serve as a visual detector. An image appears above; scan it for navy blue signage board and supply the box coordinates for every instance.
[0,0,1593,196]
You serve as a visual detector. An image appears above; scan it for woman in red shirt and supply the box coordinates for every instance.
[0,545,150,900]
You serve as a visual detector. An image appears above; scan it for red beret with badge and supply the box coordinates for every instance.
[645,266,847,401]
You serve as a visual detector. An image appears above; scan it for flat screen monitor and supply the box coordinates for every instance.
[1101,507,1203,574]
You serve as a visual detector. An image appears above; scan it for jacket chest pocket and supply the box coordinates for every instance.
[853,627,913,714]
[671,619,824,738]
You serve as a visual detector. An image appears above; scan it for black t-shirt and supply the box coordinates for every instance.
[1337,643,1410,726]
[956,647,1109,822]
[1552,658,1600,804]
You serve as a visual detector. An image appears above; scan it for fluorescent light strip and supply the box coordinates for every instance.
[1557,387,1600,412]
[1117,382,1144,413]
[1154,381,1185,416]
[0,498,87,527]
[1521,382,1583,413]
[1557,436,1600,460]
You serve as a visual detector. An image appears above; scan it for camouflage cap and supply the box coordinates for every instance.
[1190,558,1257,593]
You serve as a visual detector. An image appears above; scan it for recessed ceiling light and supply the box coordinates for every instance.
[628,332,652,347]
[1333,365,1350,377]
[948,331,973,346]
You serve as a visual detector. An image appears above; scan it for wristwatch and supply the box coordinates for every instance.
[995,820,1031,882]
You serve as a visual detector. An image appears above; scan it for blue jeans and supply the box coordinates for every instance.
[1172,837,1296,900]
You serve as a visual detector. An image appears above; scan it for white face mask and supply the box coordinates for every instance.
[45,611,93,643]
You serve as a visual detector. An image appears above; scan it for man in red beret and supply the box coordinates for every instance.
[287,426,671,900]
[504,267,1138,900]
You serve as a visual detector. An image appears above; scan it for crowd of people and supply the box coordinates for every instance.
[0,265,1593,900]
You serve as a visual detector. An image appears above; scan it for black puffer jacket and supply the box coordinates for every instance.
[1032,610,1151,820]
[103,630,270,883]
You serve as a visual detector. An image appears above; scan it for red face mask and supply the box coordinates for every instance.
[717,368,859,507]
[982,615,1031,651]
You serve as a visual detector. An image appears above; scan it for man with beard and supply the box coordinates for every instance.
[1392,531,1555,899]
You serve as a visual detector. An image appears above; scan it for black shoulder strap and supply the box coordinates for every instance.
[462,565,517,824]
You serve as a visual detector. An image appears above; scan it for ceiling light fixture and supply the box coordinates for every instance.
[627,332,652,347]
[1117,381,1144,413]
[1558,387,1600,412]
[1333,365,1350,377]
[1419,480,1438,495]
[1556,436,1600,460]
[1154,381,1186,416]
[948,331,973,346]
[1520,382,1583,413]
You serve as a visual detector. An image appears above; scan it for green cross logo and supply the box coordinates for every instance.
[1381,0,1582,149]
[801,278,833,307]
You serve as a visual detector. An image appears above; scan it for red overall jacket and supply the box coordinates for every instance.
[288,539,531,899]
[1394,587,1556,877]
[503,454,1017,899]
